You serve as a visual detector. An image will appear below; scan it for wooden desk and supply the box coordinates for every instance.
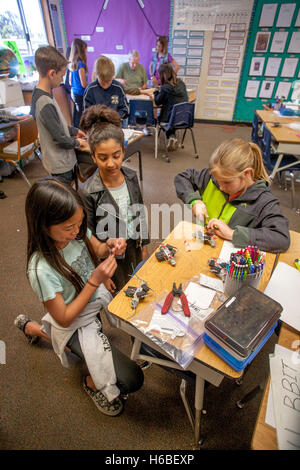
[263,121,300,180]
[127,88,195,103]
[256,109,300,125]
[251,230,300,450]
[108,221,276,448]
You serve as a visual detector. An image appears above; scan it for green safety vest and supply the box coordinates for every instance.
[201,179,237,224]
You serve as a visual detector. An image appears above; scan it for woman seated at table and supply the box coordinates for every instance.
[154,63,188,151]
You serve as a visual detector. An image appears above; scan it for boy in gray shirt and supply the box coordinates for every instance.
[31,46,88,184]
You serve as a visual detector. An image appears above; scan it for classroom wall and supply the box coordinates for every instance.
[61,0,171,80]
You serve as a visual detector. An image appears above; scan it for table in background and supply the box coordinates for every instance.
[108,220,276,448]
[251,230,300,450]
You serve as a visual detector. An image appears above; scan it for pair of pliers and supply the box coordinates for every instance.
[161,282,190,317]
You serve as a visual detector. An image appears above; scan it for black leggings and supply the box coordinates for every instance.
[67,330,144,395]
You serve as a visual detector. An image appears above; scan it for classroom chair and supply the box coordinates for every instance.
[261,126,300,210]
[158,102,199,163]
[251,112,263,147]
[0,116,40,186]
[128,99,158,162]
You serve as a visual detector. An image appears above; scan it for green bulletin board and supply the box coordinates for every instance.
[233,0,300,122]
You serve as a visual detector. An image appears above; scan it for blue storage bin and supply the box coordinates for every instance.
[203,322,277,371]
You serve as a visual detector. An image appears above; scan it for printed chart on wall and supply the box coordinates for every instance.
[171,0,254,121]
[234,1,300,123]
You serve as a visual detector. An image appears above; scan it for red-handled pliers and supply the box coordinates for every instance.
[161,283,190,317]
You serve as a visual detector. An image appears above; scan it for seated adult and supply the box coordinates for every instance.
[149,36,179,86]
[83,55,129,120]
[116,50,148,92]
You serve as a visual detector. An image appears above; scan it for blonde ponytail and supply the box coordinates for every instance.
[210,138,270,182]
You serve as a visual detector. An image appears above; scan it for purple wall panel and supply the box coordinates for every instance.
[61,0,171,80]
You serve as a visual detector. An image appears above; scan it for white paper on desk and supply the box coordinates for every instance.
[184,282,215,310]
[266,344,296,428]
[264,262,300,332]
[218,240,239,263]
[269,353,300,450]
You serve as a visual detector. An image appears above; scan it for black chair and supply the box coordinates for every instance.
[158,102,199,162]
[251,112,263,147]
[126,99,159,173]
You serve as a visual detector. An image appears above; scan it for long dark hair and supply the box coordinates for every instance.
[80,104,124,155]
[158,63,178,87]
[69,38,88,71]
[25,177,98,297]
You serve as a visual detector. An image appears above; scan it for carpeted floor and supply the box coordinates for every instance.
[1,122,299,450]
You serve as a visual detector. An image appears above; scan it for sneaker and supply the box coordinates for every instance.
[172,138,178,151]
[136,359,152,370]
[14,314,40,344]
[83,378,124,417]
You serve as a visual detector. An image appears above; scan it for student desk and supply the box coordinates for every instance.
[265,122,300,180]
[251,230,300,450]
[126,88,196,103]
[108,220,276,448]
[254,110,300,180]
[256,109,300,125]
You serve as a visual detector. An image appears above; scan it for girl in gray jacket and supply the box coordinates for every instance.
[174,138,290,253]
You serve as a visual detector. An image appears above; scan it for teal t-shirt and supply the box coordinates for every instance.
[108,181,135,239]
[28,228,96,305]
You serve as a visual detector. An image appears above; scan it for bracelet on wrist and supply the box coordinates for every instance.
[190,199,201,208]
[87,279,100,288]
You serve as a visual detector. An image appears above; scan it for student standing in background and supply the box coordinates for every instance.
[149,36,179,86]
[69,39,88,128]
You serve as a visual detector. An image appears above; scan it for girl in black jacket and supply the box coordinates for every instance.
[79,105,149,292]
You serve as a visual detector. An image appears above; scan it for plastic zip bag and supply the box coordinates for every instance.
[130,278,224,369]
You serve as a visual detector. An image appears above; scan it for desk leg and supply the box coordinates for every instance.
[269,154,283,181]
[194,375,205,449]
[155,125,158,159]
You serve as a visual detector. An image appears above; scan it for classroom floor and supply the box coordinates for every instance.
[1,122,300,451]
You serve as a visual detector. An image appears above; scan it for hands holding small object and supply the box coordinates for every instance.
[206,218,234,241]
[106,238,127,256]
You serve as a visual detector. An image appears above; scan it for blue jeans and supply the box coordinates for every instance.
[52,166,77,185]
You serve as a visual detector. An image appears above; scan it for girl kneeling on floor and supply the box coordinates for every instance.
[15,177,144,416]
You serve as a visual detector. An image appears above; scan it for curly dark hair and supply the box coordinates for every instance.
[79,105,124,154]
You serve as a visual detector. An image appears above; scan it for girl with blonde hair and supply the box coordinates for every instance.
[175,138,290,252]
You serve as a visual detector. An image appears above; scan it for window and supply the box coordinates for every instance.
[0,0,48,56]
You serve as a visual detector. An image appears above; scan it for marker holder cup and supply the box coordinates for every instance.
[224,270,264,297]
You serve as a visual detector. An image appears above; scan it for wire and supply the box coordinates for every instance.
[135,0,159,37]
[74,0,106,37]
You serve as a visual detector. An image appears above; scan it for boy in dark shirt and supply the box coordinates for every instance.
[83,56,129,121]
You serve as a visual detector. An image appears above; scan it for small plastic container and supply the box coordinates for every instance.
[204,285,282,358]
[223,271,262,297]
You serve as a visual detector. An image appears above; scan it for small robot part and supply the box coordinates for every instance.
[192,230,216,248]
[155,244,177,266]
[208,257,227,279]
[124,281,152,311]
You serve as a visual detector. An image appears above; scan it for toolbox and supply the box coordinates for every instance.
[203,285,282,369]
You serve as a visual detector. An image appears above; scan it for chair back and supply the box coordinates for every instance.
[19,117,38,148]
[128,99,156,127]
[251,112,261,145]
[168,102,195,130]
